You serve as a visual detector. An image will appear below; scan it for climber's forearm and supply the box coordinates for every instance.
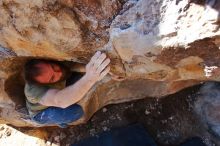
[40,74,96,108]
[40,51,110,108]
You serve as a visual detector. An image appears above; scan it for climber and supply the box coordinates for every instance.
[24,51,111,127]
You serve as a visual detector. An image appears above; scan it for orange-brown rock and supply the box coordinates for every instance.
[0,0,220,127]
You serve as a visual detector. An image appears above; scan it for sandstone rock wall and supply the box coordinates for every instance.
[0,0,220,127]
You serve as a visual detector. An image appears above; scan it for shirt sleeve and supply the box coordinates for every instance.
[24,83,49,104]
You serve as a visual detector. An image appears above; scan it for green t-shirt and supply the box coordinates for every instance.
[24,81,66,117]
[24,62,85,117]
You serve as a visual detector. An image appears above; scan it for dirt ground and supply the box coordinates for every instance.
[0,83,219,146]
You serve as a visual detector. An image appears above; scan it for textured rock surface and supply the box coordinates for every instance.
[0,124,48,146]
[0,0,220,127]
[195,82,220,138]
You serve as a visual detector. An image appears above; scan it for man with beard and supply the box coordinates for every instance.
[24,51,111,127]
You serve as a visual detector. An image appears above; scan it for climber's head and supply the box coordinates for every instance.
[24,59,69,84]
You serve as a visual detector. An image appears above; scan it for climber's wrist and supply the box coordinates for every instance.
[83,73,98,85]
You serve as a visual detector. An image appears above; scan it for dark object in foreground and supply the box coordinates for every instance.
[72,124,157,146]
[180,137,206,146]
[71,123,207,146]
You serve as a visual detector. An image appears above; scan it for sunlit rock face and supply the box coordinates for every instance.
[0,0,220,127]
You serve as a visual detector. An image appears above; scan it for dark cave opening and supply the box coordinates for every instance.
[3,57,85,117]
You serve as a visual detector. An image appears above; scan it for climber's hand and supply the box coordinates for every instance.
[85,51,110,83]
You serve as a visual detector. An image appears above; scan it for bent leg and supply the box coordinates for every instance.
[33,104,84,126]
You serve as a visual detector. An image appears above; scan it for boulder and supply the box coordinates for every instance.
[0,0,220,127]
[195,82,220,139]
